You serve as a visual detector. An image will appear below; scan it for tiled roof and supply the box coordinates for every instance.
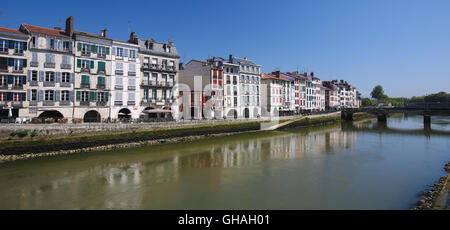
[261,74,288,81]
[0,26,25,35]
[22,24,68,37]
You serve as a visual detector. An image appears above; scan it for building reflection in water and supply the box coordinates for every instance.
[0,125,359,209]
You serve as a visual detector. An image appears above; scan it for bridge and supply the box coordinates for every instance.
[341,102,450,124]
[340,121,450,138]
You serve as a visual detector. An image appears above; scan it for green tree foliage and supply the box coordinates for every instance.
[361,98,376,107]
[371,85,387,100]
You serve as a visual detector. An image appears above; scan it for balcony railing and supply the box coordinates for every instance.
[12,101,23,106]
[61,64,72,70]
[97,84,106,89]
[60,82,71,87]
[80,83,90,88]
[43,101,55,106]
[60,100,70,106]
[114,101,123,106]
[44,62,55,68]
[128,71,136,76]
[81,67,90,73]
[115,85,123,90]
[127,101,135,106]
[43,81,55,87]
[97,101,107,106]
[128,85,136,90]
[30,61,39,67]
[29,81,38,86]
[115,70,123,75]
[80,101,90,106]
[81,51,91,57]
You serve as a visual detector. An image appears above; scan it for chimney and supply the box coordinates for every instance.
[101,28,107,38]
[244,57,247,60]
[310,72,314,77]
[54,26,62,30]
[304,72,307,76]
[272,70,280,78]
[229,54,233,63]
[129,32,138,44]
[65,16,74,37]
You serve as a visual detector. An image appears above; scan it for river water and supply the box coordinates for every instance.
[0,114,449,210]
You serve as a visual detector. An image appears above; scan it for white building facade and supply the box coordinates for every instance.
[110,40,140,120]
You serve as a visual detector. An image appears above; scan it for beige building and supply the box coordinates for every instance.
[19,23,75,122]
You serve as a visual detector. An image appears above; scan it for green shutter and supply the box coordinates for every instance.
[82,75,90,84]
[77,43,82,51]
[106,47,110,55]
[97,76,105,85]
[90,60,94,69]
[98,62,105,71]
[104,92,109,101]
[77,59,81,68]
[76,91,81,101]
[91,45,97,53]
[89,91,97,101]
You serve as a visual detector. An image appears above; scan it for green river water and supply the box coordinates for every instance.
[0,114,449,209]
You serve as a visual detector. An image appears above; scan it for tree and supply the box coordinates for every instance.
[371,85,387,101]
[361,98,376,107]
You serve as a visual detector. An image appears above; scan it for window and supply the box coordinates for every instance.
[82,44,89,54]
[45,72,55,82]
[45,90,54,101]
[143,57,149,67]
[116,48,123,57]
[31,89,37,101]
[14,59,25,71]
[31,71,38,81]
[128,92,135,101]
[0,39,8,52]
[0,76,6,86]
[13,76,22,86]
[129,78,135,86]
[98,46,106,56]
[151,73,157,83]
[61,91,70,101]
[162,90,166,99]
[63,41,70,51]
[162,59,168,68]
[143,89,149,99]
[129,50,136,58]
[116,62,123,70]
[62,72,70,83]
[165,45,171,53]
[116,77,123,86]
[98,92,105,102]
[115,92,122,101]
[81,60,90,69]
[49,39,55,50]
[152,58,158,65]
[129,63,135,72]
[152,89,156,99]
[81,91,89,101]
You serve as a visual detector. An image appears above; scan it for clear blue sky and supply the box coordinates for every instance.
[1,0,449,97]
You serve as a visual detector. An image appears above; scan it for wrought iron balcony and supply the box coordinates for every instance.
[44,62,55,68]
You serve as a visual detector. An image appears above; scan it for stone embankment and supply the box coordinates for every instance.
[0,112,376,163]
[413,162,450,210]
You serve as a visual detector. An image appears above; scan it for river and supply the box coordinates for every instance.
[0,114,449,209]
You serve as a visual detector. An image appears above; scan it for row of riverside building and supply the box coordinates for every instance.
[0,16,360,123]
